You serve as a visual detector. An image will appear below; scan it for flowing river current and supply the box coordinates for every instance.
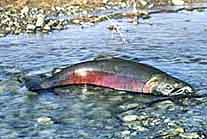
[0,5,207,139]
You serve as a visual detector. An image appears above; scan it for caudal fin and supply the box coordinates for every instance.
[24,75,44,91]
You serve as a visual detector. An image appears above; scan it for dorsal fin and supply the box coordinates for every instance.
[94,54,115,61]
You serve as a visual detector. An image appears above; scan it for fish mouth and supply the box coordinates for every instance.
[171,86,194,96]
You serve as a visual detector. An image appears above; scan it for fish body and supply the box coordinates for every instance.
[25,57,194,96]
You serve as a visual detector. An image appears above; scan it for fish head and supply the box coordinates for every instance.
[147,74,194,97]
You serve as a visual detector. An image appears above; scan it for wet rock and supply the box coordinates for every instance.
[161,126,185,138]
[71,19,81,25]
[21,6,29,16]
[174,127,185,133]
[179,132,200,139]
[56,24,64,30]
[0,32,6,37]
[37,116,54,125]
[154,100,175,111]
[0,80,21,94]
[171,0,184,5]
[122,115,138,122]
[42,24,51,33]
[119,103,139,111]
[126,121,147,132]
[120,130,131,137]
[14,28,22,35]
[36,14,45,27]
[26,24,36,32]
[26,91,38,99]
[79,130,89,138]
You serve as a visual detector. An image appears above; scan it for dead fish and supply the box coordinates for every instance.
[24,57,195,97]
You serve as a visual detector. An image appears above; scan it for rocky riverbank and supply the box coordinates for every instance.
[0,0,205,37]
[0,0,129,37]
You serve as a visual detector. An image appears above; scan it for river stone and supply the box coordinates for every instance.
[0,33,5,37]
[26,24,36,31]
[79,130,89,138]
[26,91,38,98]
[72,19,81,24]
[0,80,21,94]
[171,0,184,5]
[120,103,139,110]
[14,29,21,35]
[21,6,29,15]
[36,14,45,27]
[122,115,138,122]
[174,127,185,134]
[53,24,64,30]
[154,100,175,111]
[42,24,51,32]
[137,0,148,7]
[179,132,200,139]
[121,130,130,136]
[37,116,54,125]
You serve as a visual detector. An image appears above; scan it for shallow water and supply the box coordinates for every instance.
[0,6,207,139]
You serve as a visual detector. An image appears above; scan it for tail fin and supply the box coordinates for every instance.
[24,75,44,91]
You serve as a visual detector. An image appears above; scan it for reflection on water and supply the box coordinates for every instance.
[0,6,207,139]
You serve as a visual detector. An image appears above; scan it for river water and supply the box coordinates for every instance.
[0,6,207,139]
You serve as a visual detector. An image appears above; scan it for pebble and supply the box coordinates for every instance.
[37,116,54,125]
[122,115,138,122]
[179,132,200,139]
[0,33,5,37]
[174,127,185,133]
[26,91,38,98]
[72,19,81,24]
[0,80,21,94]
[134,125,146,131]
[53,24,64,30]
[120,103,139,110]
[154,100,175,111]
[121,130,131,136]
[21,6,29,16]
[171,0,185,5]
[26,24,36,32]
[42,24,51,32]
[36,14,45,27]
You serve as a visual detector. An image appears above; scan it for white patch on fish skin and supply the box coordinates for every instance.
[53,68,62,73]
[41,81,51,89]
[74,68,94,77]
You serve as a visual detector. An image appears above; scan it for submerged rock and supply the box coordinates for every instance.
[37,116,54,125]
[0,80,21,94]
[121,130,131,136]
[26,91,38,99]
[179,132,200,139]
[122,115,138,122]
[154,100,176,111]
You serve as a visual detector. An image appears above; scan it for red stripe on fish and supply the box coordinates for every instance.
[59,69,147,93]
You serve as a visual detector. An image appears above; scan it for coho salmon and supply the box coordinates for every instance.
[25,57,195,97]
